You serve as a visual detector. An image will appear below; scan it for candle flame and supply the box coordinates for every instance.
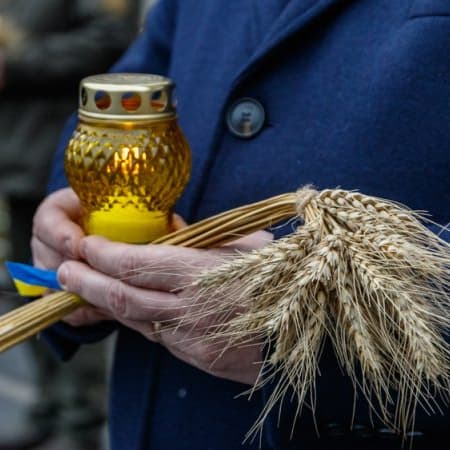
[112,146,142,175]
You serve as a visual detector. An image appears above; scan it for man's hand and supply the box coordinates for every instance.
[57,231,272,385]
[33,187,273,384]
[32,187,113,325]
[32,188,84,266]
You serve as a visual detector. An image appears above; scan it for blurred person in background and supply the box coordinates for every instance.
[0,0,138,448]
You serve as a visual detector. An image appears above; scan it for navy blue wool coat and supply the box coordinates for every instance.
[47,0,450,449]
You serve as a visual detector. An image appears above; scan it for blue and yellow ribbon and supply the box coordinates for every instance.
[5,261,60,297]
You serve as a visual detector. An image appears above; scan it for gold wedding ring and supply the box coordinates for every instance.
[151,321,163,341]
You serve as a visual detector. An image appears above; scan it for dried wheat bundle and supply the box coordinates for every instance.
[0,187,448,439]
[183,187,450,438]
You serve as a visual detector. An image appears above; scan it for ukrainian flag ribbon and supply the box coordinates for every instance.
[5,262,61,297]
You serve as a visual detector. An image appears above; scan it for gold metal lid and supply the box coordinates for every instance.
[79,73,176,121]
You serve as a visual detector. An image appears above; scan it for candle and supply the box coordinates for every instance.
[65,74,191,244]
[86,197,169,243]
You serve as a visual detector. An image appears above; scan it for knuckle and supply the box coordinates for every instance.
[63,309,87,327]
[32,200,55,236]
[195,343,218,368]
[106,280,128,318]
[117,247,140,277]
[62,264,82,294]
[31,237,61,269]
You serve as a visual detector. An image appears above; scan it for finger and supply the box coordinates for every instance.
[118,318,166,343]
[32,188,85,260]
[226,230,273,251]
[31,235,65,269]
[170,213,188,232]
[119,317,203,351]
[126,321,262,385]
[159,327,264,385]
[62,305,113,327]
[57,260,185,322]
[78,236,220,292]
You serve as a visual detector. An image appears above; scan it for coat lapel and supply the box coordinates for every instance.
[183,0,350,220]
[231,0,347,87]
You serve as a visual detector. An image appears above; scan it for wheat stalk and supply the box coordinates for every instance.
[181,187,450,438]
[0,187,448,439]
[0,194,298,352]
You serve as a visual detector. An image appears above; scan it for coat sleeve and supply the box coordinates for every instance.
[44,0,178,360]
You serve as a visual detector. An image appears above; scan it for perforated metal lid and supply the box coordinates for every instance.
[79,73,176,121]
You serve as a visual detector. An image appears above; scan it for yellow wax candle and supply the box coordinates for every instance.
[85,196,169,244]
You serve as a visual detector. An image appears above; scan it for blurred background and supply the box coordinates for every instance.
[0,1,156,448]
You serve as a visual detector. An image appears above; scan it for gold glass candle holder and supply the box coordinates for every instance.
[65,73,191,243]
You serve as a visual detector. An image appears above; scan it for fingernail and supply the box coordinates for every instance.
[58,265,69,290]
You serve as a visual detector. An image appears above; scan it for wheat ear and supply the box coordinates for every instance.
[184,187,450,439]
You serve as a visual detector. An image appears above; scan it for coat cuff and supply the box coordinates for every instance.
[41,320,117,360]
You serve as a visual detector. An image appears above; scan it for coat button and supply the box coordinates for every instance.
[226,98,265,138]
[177,387,187,399]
